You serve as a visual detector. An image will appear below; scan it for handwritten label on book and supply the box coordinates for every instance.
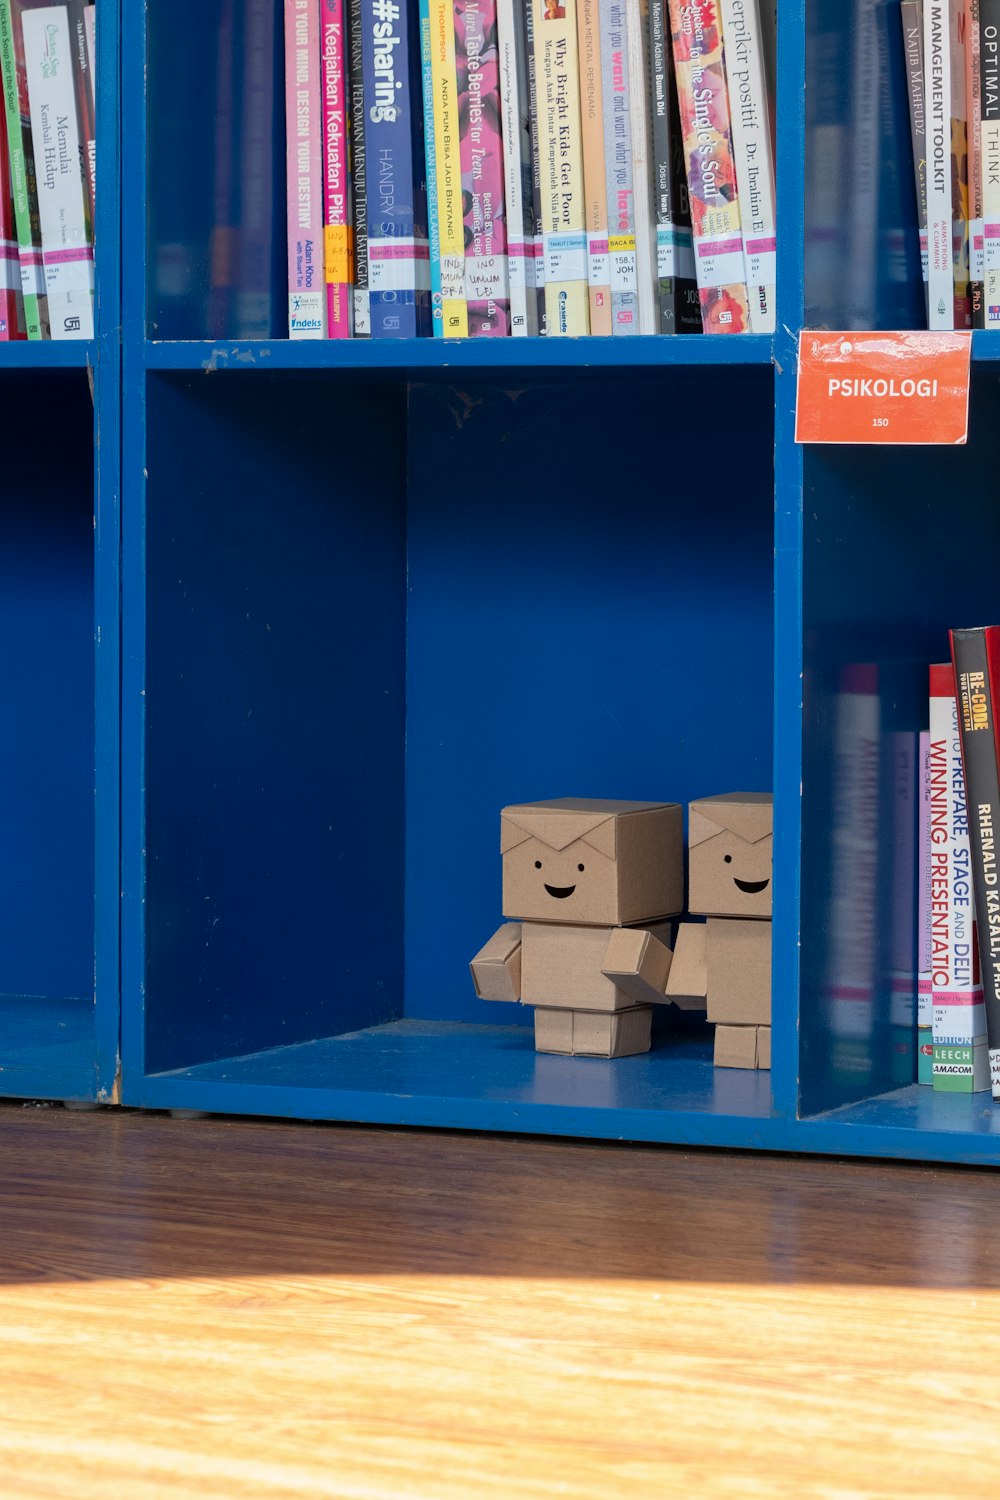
[795,331,972,446]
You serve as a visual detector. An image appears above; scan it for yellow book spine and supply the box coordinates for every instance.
[429,0,469,337]
[578,0,611,334]
[532,0,591,335]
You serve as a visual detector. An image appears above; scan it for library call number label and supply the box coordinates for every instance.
[795,331,971,446]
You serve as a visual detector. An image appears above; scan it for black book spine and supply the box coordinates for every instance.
[646,0,699,333]
[951,626,1000,1098]
[522,0,548,336]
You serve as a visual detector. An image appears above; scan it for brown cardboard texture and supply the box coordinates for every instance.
[470,923,523,1003]
[520,921,672,1011]
[663,922,708,1009]
[534,1004,652,1057]
[501,798,683,925]
[757,1026,771,1070]
[688,793,773,918]
[714,1025,759,1069]
[705,918,771,1026]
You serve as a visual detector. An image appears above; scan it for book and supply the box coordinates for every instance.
[980,0,1000,325]
[359,0,431,338]
[928,663,989,1091]
[497,0,537,333]
[237,0,279,339]
[284,0,326,337]
[67,0,93,223]
[924,0,954,327]
[0,0,47,337]
[966,0,985,323]
[719,0,776,333]
[422,0,468,336]
[348,0,371,335]
[0,92,24,336]
[532,0,589,336]
[578,0,611,334]
[667,0,749,331]
[321,0,352,337]
[950,626,1000,1099]
[455,0,510,335]
[600,0,639,333]
[627,0,658,332]
[648,0,699,333]
[901,0,929,317]
[949,0,972,326]
[522,0,547,332]
[918,727,933,1083]
[20,2,94,338]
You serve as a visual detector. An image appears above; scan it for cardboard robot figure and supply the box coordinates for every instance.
[471,798,684,1057]
[666,793,773,1069]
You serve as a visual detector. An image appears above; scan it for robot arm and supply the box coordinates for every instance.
[602,927,673,1006]
[663,923,708,1011]
[471,923,523,1003]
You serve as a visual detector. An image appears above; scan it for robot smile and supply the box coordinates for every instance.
[734,877,769,894]
[544,883,577,899]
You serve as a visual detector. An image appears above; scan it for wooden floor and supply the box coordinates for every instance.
[2,1110,1000,1500]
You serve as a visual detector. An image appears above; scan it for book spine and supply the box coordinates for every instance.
[667,0,749,332]
[285,0,326,337]
[425,0,468,336]
[532,0,589,335]
[321,0,352,336]
[918,727,933,1083]
[929,663,989,1092]
[578,0,610,334]
[627,0,658,333]
[719,0,775,333]
[455,0,509,335]
[980,0,1000,323]
[950,626,1000,1099]
[0,0,48,337]
[361,0,431,337]
[497,0,536,333]
[21,4,94,338]
[925,0,954,325]
[67,1,93,225]
[0,39,23,337]
[237,0,278,339]
[901,0,929,317]
[522,0,547,332]
[418,0,441,332]
[348,0,370,334]
[967,0,985,323]
[600,0,638,333]
[949,0,972,326]
[648,0,697,333]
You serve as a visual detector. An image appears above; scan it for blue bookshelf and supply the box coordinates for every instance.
[106,0,1000,1167]
[0,0,120,1104]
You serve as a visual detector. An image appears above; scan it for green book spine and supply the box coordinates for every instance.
[0,0,48,339]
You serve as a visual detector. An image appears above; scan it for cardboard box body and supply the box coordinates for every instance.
[705,918,772,1026]
[502,798,683,926]
[521,920,672,1013]
[689,793,773,919]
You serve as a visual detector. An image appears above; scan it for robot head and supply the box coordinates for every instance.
[687,793,773,919]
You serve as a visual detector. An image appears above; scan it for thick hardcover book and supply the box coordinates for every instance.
[980,0,1000,324]
[949,0,972,326]
[918,727,933,1083]
[966,0,985,323]
[627,0,658,333]
[719,0,776,333]
[348,0,370,335]
[950,626,1000,1099]
[455,0,509,335]
[578,0,611,334]
[924,0,954,327]
[423,0,467,336]
[522,0,547,332]
[360,0,431,337]
[321,0,352,337]
[600,0,638,333]
[929,663,989,1092]
[531,0,589,335]
[0,0,47,337]
[21,3,94,338]
[901,0,929,317]
[284,0,326,337]
[648,0,698,333]
[497,0,536,333]
[667,0,749,332]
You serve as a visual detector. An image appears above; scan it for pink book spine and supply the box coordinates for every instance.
[321,0,351,336]
[285,0,327,337]
[455,0,510,336]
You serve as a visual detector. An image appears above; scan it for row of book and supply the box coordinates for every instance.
[0,0,96,340]
[900,0,1000,330]
[285,0,776,339]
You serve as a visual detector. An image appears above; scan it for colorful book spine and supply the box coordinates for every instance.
[600,0,638,333]
[626,0,657,333]
[21,3,93,338]
[284,0,326,337]
[667,0,749,332]
[901,0,929,316]
[0,0,48,337]
[360,0,431,338]
[497,0,536,333]
[321,0,352,337]
[950,626,1000,1099]
[719,0,776,334]
[925,0,954,327]
[348,0,371,335]
[949,0,972,326]
[918,728,933,1083]
[967,0,985,323]
[980,0,1000,324]
[532,0,589,335]
[648,0,698,333]
[455,0,509,335]
[522,0,547,332]
[423,0,467,336]
[929,664,989,1091]
[418,0,441,330]
[578,0,611,334]
[0,91,24,337]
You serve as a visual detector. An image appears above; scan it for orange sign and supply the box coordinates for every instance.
[795,330,972,446]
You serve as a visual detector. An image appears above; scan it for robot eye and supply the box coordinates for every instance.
[724,854,732,864]
[535,860,542,869]
[578,864,585,872]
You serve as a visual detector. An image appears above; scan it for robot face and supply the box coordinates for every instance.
[687,794,773,919]
[504,834,619,925]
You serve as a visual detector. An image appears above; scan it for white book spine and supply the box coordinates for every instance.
[497,0,535,335]
[21,5,94,339]
[924,0,954,327]
[625,0,656,334]
[719,0,776,334]
[599,0,638,333]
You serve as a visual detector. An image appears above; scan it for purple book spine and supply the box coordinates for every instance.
[455,0,509,335]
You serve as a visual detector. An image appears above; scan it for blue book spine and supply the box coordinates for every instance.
[418,0,445,336]
[360,0,431,337]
